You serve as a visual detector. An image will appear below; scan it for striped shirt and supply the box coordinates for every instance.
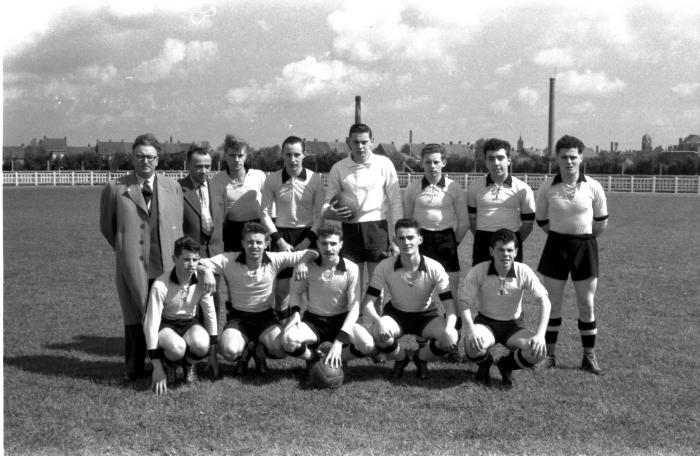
[403,175,467,231]
[200,250,308,312]
[536,174,608,235]
[459,261,548,321]
[290,256,361,335]
[261,167,325,229]
[367,254,450,313]
[467,174,535,232]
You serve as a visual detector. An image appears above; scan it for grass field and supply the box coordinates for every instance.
[3,187,700,455]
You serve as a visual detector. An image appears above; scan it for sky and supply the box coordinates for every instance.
[3,0,700,152]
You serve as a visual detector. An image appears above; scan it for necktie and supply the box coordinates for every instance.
[199,184,214,236]
[142,181,152,210]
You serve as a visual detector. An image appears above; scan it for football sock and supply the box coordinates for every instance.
[467,351,492,366]
[500,349,534,371]
[578,319,597,353]
[545,317,562,352]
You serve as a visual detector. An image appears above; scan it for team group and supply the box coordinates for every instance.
[99,123,609,394]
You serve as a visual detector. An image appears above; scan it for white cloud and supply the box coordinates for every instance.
[79,64,118,83]
[226,56,383,105]
[133,39,218,83]
[682,107,700,119]
[533,47,573,68]
[517,87,539,106]
[396,73,413,85]
[256,19,271,32]
[494,62,514,76]
[384,95,431,111]
[557,69,626,95]
[571,101,595,114]
[671,82,700,97]
[490,99,512,115]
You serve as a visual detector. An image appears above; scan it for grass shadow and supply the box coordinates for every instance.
[43,335,123,357]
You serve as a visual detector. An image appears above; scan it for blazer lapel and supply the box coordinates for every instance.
[124,173,149,215]
[182,176,202,216]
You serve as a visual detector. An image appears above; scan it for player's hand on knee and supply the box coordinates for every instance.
[377,321,393,343]
[444,327,459,350]
[467,332,484,352]
[528,335,546,359]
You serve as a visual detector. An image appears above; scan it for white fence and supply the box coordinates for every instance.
[2,171,700,194]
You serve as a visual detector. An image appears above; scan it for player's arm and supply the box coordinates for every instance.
[99,183,117,249]
[592,182,609,237]
[321,166,349,220]
[284,275,305,331]
[197,291,219,378]
[402,183,416,220]
[384,165,404,243]
[260,179,293,252]
[435,271,458,347]
[144,283,167,394]
[308,175,326,237]
[197,253,230,293]
[275,250,320,280]
[535,182,550,233]
[518,186,536,241]
[454,186,470,242]
[457,269,487,352]
[326,266,362,367]
[466,185,478,234]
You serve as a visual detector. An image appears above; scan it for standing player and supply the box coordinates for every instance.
[144,237,218,394]
[197,223,319,375]
[362,219,459,380]
[459,229,550,388]
[281,224,374,369]
[403,143,468,302]
[260,136,325,317]
[324,123,403,286]
[467,138,535,265]
[211,134,266,253]
[536,135,608,374]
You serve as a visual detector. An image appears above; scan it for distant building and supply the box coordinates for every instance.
[516,135,524,155]
[41,136,67,161]
[406,142,474,159]
[374,142,399,157]
[678,134,700,152]
[642,134,652,153]
[96,139,132,159]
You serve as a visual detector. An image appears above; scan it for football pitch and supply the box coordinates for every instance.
[3,187,700,455]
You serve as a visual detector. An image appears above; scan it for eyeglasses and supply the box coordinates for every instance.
[134,154,158,162]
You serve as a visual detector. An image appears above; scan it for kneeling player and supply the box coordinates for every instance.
[198,223,318,375]
[144,236,218,395]
[281,224,374,370]
[362,219,458,380]
[459,229,550,388]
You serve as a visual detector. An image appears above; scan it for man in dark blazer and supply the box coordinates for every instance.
[179,146,225,258]
[100,133,184,381]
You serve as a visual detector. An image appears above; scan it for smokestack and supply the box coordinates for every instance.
[548,77,555,158]
[409,130,413,145]
[355,96,361,124]
[610,142,614,152]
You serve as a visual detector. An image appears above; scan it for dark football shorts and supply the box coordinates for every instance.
[383,302,440,337]
[419,227,460,272]
[302,311,348,347]
[159,317,201,337]
[537,231,599,281]
[472,230,523,266]
[224,307,279,343]
[275,226,314,279]
[341,220,390,263]
[474,313,526,346]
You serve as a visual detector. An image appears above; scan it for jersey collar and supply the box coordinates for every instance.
[421,175,446,190]
[487,261,516,278]
[282,167,307,183]
[314,255,347,271]
[235,251,272,265]
[486,174,513,187]
[394,254,427,271]
[552,173,587,185]
[170,268,199,286]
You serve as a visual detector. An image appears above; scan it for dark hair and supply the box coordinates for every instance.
[174,236,201,256]
[421,143,446,159]
[489,229,518,248]
[224,134,248,153]
[555,135,585,154]
[132,133,161,152]
[482,138,511,158]
[348,123,373,139]
[187,145,210,162]
[394,218,421,234]
[317,223,343,241]
[241,222,268,240]
[282,136,306,153]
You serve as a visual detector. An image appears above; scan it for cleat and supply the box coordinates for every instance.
[544,353,557,369]
[164,363,178,385]
[475,356,493,385]
[581,352,602,375]
[253,355,268,375]
[496,357,514,389]
[235,358,249,376]
[371,352,387,364]
[413,351,430,380]
[387,353,412,380]
[183,362,197,384]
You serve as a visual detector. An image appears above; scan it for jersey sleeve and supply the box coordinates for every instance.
[367,260,388,296]
[289,274,308,312]
[432,263,451,295]
[535,180,551,224]
[520,183,536,219]
[270,250,308,271]
[520,264,548,300]
[260,174,276,219]
[466,182,478,214]
[323,164,341,209]
[311,174,326,229]
[340,263,361,334]
[591,179,608,221]
[384,162,404,227]
[402,181,418,219]
[199,253,233,275]
[198,291,218,336]
[458,266,482,309]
